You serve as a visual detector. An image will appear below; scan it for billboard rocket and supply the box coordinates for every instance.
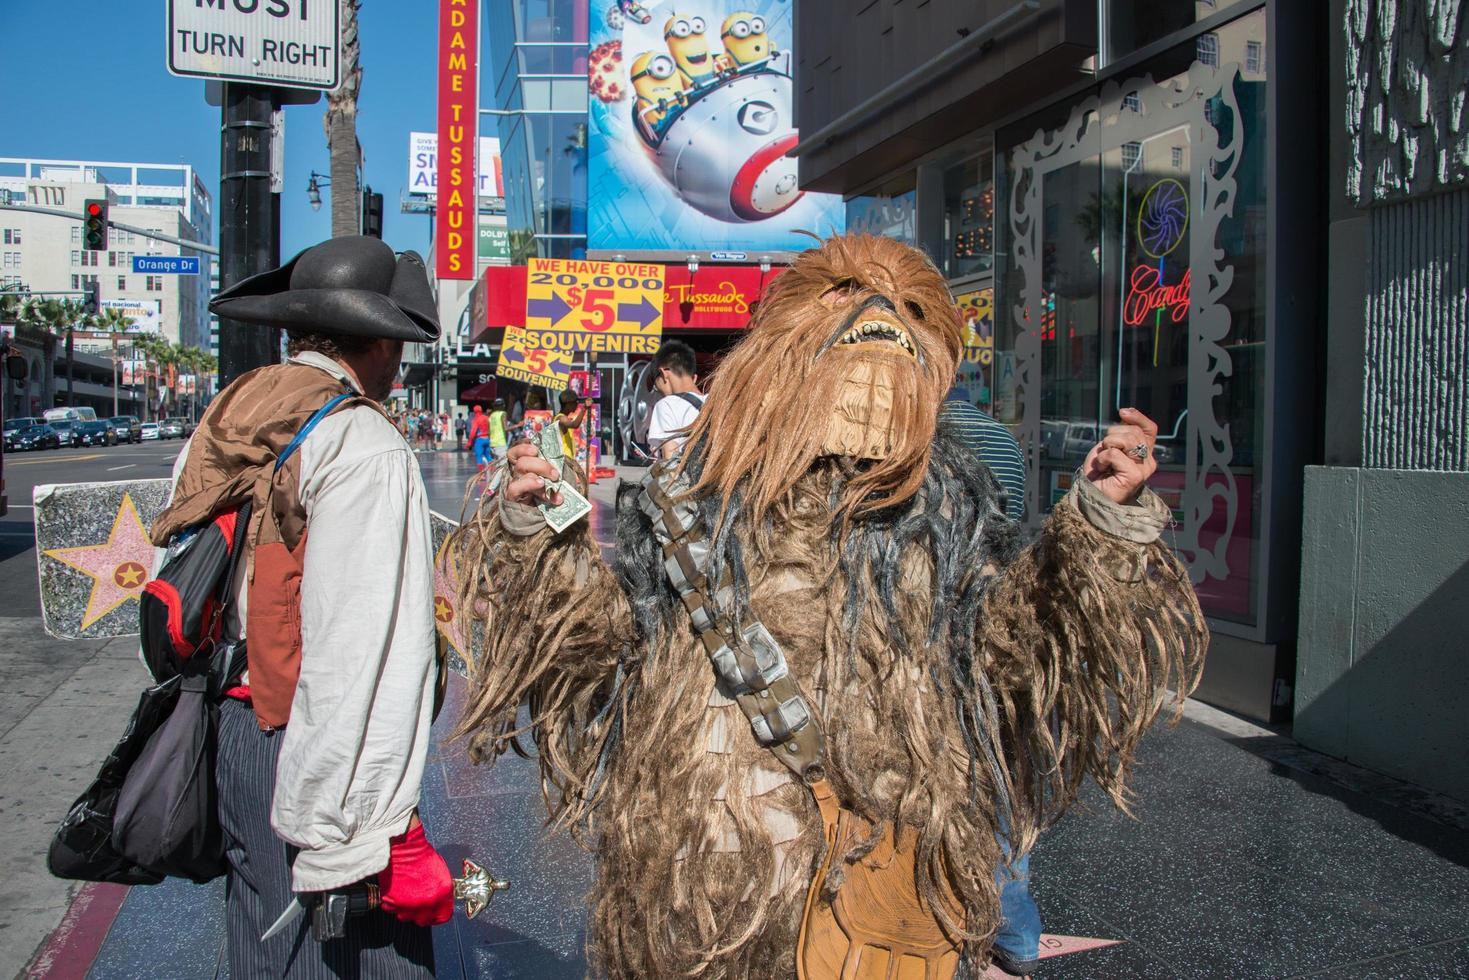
[587,0,844,253]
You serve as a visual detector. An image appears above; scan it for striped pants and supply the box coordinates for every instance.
[217,698,435,979]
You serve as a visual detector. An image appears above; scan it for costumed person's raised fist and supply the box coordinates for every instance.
[1083,407,1159,505]
[503,441,564,507]
[378,821,454,927]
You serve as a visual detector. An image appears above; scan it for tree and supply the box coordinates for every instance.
[19,299,90,407]
[92,307,137,416]
[132,334,175,421]
[324,0,363,238]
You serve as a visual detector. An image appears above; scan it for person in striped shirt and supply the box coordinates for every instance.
[941,391,1026,520]
[941,389,1039,976]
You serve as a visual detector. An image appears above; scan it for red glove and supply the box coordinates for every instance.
[378,822,454,927]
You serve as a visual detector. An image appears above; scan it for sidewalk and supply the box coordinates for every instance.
[0,618,150,980]
[16,454,1469,978]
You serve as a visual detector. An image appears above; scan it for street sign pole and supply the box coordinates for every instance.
[218,83,281,386]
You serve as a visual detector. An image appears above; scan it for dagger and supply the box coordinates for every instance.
[261,860,509,942]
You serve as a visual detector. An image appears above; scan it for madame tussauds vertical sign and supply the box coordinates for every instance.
[436,0,477,280]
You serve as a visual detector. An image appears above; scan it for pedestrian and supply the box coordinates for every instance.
[553,389,590,462]
[646,339,703,459]
[467,403,492,472]
[151,236,452,977]
[941,390,1026,520]
[940,387,1036,975]
[454,412,467,450]
[488,397,517,462]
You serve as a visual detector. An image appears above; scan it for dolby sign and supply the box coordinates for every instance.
[167,0,339,90]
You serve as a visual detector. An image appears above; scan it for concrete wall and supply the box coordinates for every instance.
[1298,0,1469,803]
[1296,467,1469,803]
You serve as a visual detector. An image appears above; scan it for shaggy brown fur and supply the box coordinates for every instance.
[682,235,962,535]
[451,235,1207,978]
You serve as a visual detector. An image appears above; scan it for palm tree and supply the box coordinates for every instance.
[324,0,363,238]
[92,307,136,415]
[0,292,25,325]
[132,334,174,421]
[19,299,90,407]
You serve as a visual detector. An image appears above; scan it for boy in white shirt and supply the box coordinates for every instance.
[646,339,703,459]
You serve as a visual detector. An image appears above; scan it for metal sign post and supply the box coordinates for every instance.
[166,1,338,384]
[219,83,281,385]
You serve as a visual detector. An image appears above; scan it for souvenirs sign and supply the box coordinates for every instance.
[496,326,575,388]
[522,258,664,356]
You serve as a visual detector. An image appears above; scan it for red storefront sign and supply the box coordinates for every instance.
[660,265,781,329]
[435,0,477,280]
[476,264,778,338]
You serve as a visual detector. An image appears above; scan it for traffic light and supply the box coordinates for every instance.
[82,280,100,316]
[362,188,384,239]
[83,199,108,251]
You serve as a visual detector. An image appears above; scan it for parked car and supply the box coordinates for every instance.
[140,422,161,441]
[158,419,185,439]
[48,419,80,447]
[74,419,117,447]
[5,423,62,452]
[1061,422,1101,459]
[3,417,42,436]
[167,416,197,437]
[108,416,142,444]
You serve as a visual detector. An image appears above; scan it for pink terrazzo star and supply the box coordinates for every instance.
[433,535,469,658]
[42,493,155,630]
[982,934,1123,978]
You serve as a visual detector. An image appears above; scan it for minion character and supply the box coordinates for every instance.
[663,13,718,88]
[629,51,686,137]
[720,12,776,68]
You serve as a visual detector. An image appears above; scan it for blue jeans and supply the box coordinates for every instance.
[473,437,491,467]
[994,846,1042,967]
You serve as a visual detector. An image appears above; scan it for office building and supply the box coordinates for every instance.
[0,158,213,350]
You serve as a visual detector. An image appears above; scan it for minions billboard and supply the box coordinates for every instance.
[587,0,845,254]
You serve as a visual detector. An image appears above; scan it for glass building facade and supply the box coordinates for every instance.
[482,0,589,264]
[803,0,1315,720]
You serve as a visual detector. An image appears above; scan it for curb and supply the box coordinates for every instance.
[23,882,130,980]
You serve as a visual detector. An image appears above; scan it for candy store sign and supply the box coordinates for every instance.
[1123,265,1190,326]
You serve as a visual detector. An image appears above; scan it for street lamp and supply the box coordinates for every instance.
[306,171,331,212]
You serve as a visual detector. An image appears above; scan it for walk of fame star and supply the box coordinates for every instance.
[433,536,469,658]
[980,933,1122,978]
[42,493,155,630]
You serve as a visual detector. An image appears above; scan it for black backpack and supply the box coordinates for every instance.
[48,392,350,885]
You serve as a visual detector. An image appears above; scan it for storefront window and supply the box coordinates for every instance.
[997,8,1268,626]
[845,174,917,245]
[942,152,995,280]
[1105,0,1252,65]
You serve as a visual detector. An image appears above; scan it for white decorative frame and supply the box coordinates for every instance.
[1006,63,1244,583]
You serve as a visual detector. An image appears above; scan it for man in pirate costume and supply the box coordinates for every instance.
[155,237,454,976]
[451,235,1207,978]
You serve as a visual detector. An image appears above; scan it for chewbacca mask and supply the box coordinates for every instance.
[684,235,963,527]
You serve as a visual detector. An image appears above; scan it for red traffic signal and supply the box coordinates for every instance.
[83,198,108,251]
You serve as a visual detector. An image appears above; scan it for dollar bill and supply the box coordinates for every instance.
[539,478,592,534]
[537,420,564,482]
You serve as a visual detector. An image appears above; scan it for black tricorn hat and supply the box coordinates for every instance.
[209,236,440,342]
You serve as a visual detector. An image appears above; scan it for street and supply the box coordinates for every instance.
[2,441,188,615]
[2,447,1468,978]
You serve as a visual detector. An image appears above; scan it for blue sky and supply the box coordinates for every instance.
[2,1,440,258]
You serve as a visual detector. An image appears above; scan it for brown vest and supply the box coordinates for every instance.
[151,361,387,729]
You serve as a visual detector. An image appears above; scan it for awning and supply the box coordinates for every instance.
[460,379,498,402]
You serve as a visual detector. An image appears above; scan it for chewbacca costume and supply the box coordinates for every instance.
[451,236,1207,978]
